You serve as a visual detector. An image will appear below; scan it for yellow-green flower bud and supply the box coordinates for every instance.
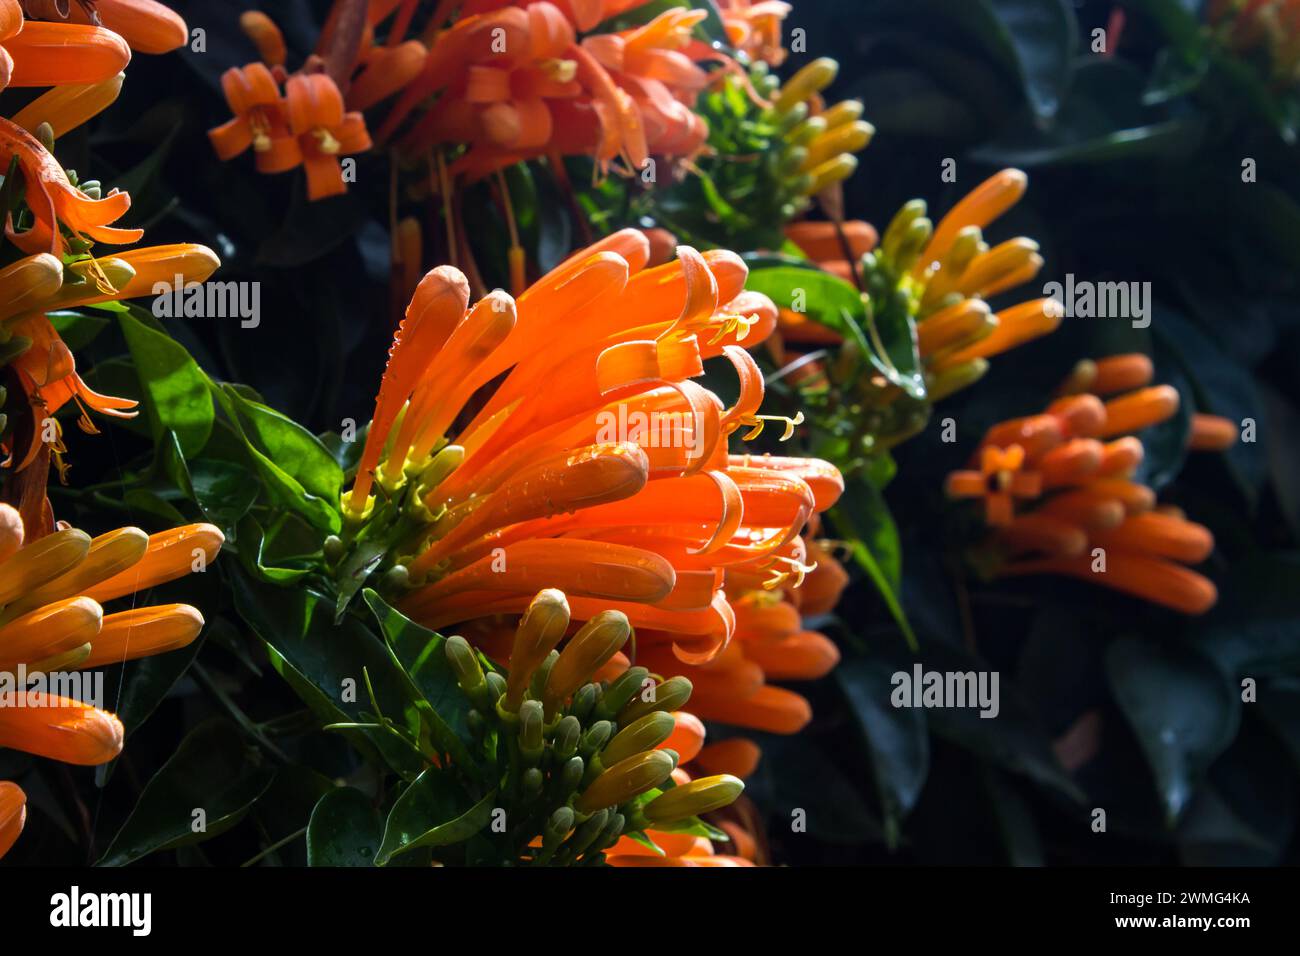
[444,635,484,694]
[597,812,625,851]
[579,720,613,759]
[565,809,608,858]
[881,199,928,262]
[643,774,745,825]
[553,715,582,760]
[894,217,935,273]
[415,444,464,492]
[601,711,676,767]
[576,750,675,813]
[805,153,858,196]
[774,57,838,114]
[505,588,570,710]
[519,699,544,763]
[544,806,574,848]
[788,114,827,147]
[927,358,989,401]
[522,767,544,797]
[571,683,600,723]
[594,666,649,722]
[557,755,584,794]
[543,611,630,716]
[618,676,693,724]
[529,649,559,702]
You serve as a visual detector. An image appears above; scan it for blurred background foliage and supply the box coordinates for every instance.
[7,0,1300,866]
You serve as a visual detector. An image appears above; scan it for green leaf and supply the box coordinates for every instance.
[375,770,496,865]
[974,58,1206,166]
[236,514,312,585]
[220,385,343,504]
[836,657,929,848]
[1106,637,1241,826]
[307,787,383,866]
[98,718,274,866]
[230,570,427,777]
[118,307,214,457]
[47,310,109,351]
[829,477,916,649]
[212,385,341,534]
[743,264,894,387]
[1118,0,1208,62]
[985,0,1079,120]
[1189,552,1300,676]
[362,590,477,771]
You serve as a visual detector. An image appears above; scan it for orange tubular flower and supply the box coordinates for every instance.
[284,73,372,200]
[209,8,374,201]
[376,0,725,178]
[948,355,1221,614]
[62,0,189,55]
[784,219,878,283]
[338,231,844,744]
[0,243,220,471]
[2,20,130,88]
[0,117,142,254]
[717,0,792,66]
[0,505,222,860]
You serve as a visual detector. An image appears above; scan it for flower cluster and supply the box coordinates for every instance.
[0,506,223,858]
[208,10,373,201]
[435,587,747,865]
[329,229,845,773]
[772,169,1061,464]
[946,354,1235,614]
[214,0,758,198]
[0,1,217,485]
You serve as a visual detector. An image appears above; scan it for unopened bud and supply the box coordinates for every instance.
[553,715,582,760]
[579,720,613,759]
[505,588,570,710]
[543,611,630,716]
[518,699,544,763]
[576,750,675,813]
[601,711,676,767]
[544,806,574,847]
[618,676,693,724]
[643,774,745,824]
[594,666,648,722]
[571,683,600,723]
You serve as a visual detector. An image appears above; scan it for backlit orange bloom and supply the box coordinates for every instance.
[210,66,371,200]
[209,63,296,172]
[60,0,189,55]
[0,116,142,254]
[0,244,219,471]
[0,505,221,859]
[718,0,792,66]
[949,355,1221,614]
[283,72,373,199]
[376,1,727,177]
[336,231,844,732]
[1,17,130,90]
[946,445,1042,527]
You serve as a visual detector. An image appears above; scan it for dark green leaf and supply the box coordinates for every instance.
[375,769,495,865]
[1106,637,1240,826]
[307,787,383,867]
[118,307,214,457]
[98,719,274,866]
